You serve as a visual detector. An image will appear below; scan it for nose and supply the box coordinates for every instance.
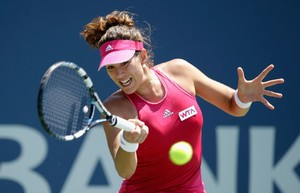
[114,65,125,79]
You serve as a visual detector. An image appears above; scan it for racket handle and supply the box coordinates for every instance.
[111,115,135,132]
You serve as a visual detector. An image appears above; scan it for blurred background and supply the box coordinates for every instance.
[0,0,299,193]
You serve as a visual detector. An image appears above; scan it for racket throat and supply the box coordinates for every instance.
[107,115,118,126]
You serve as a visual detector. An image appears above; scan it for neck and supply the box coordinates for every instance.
[136,69,165,102]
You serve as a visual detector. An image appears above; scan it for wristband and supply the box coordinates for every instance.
[234,89,252,109]
[119,130,139,152]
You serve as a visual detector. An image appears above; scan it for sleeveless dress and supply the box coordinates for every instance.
[119,69,205,193]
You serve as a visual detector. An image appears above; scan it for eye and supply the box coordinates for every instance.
[106,65,115,70]
[121,61,130,66]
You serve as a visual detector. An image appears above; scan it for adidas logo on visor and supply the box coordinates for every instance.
[105,45,113,52]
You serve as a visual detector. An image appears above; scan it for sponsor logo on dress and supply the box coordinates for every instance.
[163,109,174,118]
[178,106,197,121]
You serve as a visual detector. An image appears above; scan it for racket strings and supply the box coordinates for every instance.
[41,66,93,138]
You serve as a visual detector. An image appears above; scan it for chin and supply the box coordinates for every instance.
[121,88,135,95]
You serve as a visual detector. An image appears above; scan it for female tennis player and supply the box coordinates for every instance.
[80,11,284,193]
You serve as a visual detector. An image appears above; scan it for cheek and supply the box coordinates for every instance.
[131,64,144,78]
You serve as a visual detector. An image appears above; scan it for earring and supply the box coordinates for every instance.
[142,64,147,68]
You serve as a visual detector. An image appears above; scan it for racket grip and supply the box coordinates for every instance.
[112,115,135,132]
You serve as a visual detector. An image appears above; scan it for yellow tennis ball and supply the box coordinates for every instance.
[169,141,193,165]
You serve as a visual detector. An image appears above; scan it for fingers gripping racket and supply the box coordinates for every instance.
[38,61,135,141]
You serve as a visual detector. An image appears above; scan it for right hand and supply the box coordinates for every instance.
[123,119,149,144]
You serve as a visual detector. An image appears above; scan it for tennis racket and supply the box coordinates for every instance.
[37,61,135,141]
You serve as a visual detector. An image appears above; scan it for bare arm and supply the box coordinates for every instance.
[157,59,284,116]
[102,92,148,179]
[103,123,137,179]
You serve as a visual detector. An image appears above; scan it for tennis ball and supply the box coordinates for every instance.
[169,141,193,165]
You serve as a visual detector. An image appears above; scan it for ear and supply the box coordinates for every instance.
[140,49,148,64]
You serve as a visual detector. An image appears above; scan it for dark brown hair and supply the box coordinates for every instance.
[80,11,153,65]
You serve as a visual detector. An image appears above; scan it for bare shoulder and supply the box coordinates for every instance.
[103,90,137,119]
[153,59,201,95]
[154,58,195,77]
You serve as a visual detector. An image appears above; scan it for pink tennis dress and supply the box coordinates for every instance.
[119,69,205,193]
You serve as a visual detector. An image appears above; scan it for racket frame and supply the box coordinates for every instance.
[38,61,134,141]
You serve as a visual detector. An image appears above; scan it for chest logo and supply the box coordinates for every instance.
[163,109,174,118]
[178,106,197,121]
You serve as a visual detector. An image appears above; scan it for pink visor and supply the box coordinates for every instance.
[99,40,144,70]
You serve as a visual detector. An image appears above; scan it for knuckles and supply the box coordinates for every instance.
[123,122,149,143]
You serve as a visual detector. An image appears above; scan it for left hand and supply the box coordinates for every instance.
[236,64,284,110]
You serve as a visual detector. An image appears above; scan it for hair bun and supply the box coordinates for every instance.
[81,11,135,48]
[105,11,135,29]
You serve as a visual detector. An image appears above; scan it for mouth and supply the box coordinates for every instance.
[119,78,132,87]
